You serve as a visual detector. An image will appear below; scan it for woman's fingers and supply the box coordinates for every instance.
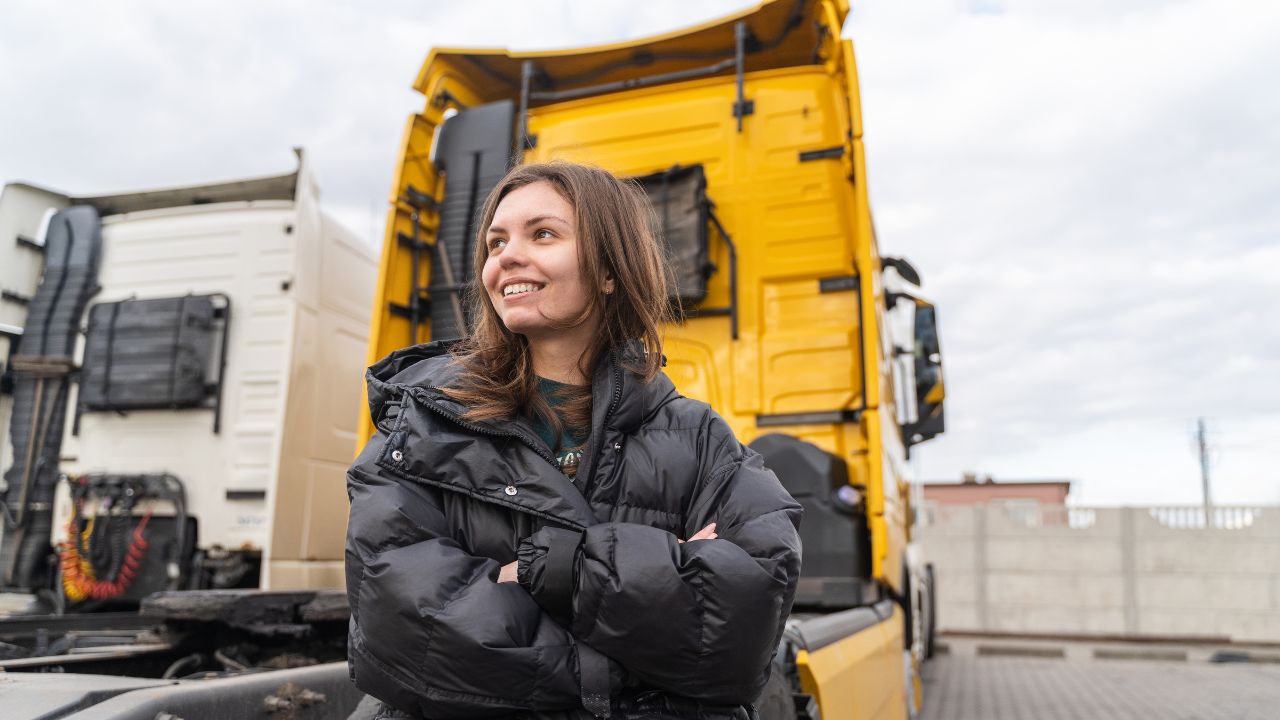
[679,522,718,543]
[689,522,718,541]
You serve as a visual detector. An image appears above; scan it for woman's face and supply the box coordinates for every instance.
[481,181,600,340]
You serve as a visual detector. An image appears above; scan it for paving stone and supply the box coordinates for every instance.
[920,653,1280,720]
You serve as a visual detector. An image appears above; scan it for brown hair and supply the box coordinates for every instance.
[444,161,671,443]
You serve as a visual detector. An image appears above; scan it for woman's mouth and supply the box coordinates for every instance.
[502,282,544,297]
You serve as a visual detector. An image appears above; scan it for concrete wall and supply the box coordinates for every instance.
[919,503,1280,642]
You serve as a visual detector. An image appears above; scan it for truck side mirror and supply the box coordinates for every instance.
[881,256,922,286]
[905,301,945,447]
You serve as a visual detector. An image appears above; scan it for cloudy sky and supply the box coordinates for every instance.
[2,0,1276,506]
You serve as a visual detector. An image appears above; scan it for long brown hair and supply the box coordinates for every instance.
[444,161,671,443]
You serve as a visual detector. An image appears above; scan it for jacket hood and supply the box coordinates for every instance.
[364,339,679,435]
[365,339,461,421]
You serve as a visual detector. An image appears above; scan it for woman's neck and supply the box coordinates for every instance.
[527,331,594,385]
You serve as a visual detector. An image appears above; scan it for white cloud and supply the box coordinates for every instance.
[851,0,1280,504]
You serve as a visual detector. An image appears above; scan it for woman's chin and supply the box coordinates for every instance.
[501,318,549,338]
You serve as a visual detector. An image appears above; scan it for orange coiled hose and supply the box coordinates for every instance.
[60,499,153,602]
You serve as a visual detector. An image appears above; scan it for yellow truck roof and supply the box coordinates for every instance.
[412,0,848,104]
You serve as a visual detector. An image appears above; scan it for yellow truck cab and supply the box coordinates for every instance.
[365,1,948,717]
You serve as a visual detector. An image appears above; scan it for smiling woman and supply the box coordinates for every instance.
[452,162,671,442]
[344,161,802,720]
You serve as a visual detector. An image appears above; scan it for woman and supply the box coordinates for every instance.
[345,162,802,720]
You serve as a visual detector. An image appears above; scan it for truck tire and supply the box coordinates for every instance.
[925,564,938,659]
[901,563,916,652]
[755,657,797,720]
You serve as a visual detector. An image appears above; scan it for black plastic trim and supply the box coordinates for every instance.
[734,21,753,131]
[397,231,431,251]
[225,489,267,501]
[516,60,535,160]
[16,234,43,252]
[682,307,731,318]
[401,185,439,213]
[210,293,231,435]
[389,298,431,320]
[406,212,424,341]
[1,290,31,306]
[432,87,468,111]
[705,207,739,340]
[756,409,862,427]
[799,145,845,162]
[818,275,858,293]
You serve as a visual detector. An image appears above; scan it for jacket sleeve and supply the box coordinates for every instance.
[517,413,802,705]
[345,428,585,718]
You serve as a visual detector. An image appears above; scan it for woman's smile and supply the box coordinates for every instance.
[501,282,545,298]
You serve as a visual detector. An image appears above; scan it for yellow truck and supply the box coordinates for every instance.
[0,3,945,718]
[364,1,947,717]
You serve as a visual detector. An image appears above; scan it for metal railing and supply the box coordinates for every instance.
[919,501,1269,531]
[1146,505,1265,530]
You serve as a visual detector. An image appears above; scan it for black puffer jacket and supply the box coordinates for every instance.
[345,342,802,719]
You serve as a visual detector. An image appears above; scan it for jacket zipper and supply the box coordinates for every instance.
[406,353,623,498]
[388,387,593,533]
[414,388,562,471]
[580,356,624,500]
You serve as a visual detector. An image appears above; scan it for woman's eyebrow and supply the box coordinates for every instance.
[524,214,569,228]
[487,215,568,235]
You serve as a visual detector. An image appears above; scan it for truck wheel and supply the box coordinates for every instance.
[903,650,922,720]
[900,563,917,653]
[925,564,937,660]
[755,657,797,720]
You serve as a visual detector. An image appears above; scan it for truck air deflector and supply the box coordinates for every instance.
[428,100,515,341]
[74,169,298,217]
[1,205,102,591]
[421,0,830,107]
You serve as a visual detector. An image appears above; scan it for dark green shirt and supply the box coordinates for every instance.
[531,377,589,481]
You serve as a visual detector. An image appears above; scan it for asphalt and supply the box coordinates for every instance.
[920,640,1280,720]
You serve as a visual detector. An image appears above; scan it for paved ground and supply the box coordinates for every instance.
[920,652,1280,720]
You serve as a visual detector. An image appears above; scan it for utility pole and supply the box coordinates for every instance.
[1196,418,1213,528]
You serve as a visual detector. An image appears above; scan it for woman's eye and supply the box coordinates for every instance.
[488,238,507,250]
[534,229,553,240]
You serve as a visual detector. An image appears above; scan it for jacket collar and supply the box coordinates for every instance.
[366,339,673,437]
[365,340,677,528]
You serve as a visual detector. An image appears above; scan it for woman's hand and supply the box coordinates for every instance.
[678,522,717,543]
[500,523,716,583]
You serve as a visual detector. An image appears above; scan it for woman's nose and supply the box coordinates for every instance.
[498,237,528,267]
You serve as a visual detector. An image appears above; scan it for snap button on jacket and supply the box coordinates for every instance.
[345,341,803,719]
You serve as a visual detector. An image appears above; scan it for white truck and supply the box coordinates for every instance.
[0,150,375,619]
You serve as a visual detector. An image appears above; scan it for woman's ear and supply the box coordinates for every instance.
[603,274,616,295]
